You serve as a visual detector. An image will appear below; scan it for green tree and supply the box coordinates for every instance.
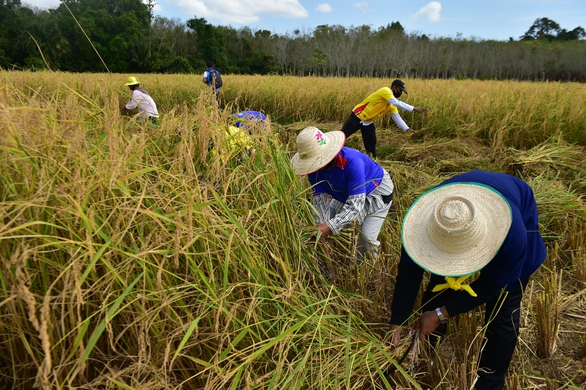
[52,0,152,72]
[150,16,194,73]
[186,16,227,70]
[521,17,561,41]
[557,26,586,41]
[0,0,47,69]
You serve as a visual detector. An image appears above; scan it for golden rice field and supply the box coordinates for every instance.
[1,70,585,389]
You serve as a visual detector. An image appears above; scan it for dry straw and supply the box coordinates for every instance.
[0,71,585,389]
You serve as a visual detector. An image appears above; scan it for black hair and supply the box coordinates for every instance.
[321,157,337,171]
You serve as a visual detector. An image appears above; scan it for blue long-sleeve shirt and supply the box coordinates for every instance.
[308,147,394,235]
[390,170,547,325]
[309,147,384,202]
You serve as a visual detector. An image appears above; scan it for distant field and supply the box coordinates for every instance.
[1,71,585,389]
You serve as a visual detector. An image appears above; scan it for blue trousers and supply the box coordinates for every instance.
[421,274,526,390]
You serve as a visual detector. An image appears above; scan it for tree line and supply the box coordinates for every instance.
[1,0,585,81]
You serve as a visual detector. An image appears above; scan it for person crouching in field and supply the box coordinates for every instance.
[233,110,267,132]
[342,79,427,158]
[220,110,268,163]
[290,126,394,262]
[121,77,159,124]
[389,170,546,390]
[208,111,268,165]
[217,125,254,165]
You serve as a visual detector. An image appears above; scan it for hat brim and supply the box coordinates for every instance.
[291,131,346,175]
[402,182,512,277]
[125,81,139,86]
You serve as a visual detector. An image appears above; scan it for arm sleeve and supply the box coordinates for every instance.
[390,113,410,131]
[125,91,139,110]
[388,97,414,112]
[443,276,506,317]
[325,193,365,235]
[312,193,330,224]
[390,247,425,325]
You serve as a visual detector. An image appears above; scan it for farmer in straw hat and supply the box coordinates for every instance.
[341,79,428,158]
[121,76,159,124]
[388,170,546,390]
[291,126,394,261]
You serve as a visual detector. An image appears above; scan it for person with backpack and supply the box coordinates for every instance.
[203,61,223,106]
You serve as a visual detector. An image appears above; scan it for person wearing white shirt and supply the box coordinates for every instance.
[121,76,159,123]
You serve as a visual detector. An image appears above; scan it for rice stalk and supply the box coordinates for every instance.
[533,268,562,358]
[1,71,586,389]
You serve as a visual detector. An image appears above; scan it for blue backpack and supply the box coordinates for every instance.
[207,68,223,88]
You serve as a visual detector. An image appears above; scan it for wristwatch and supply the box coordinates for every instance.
[435,307,448,324]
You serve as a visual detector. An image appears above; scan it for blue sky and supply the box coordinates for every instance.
[24,0,586,41]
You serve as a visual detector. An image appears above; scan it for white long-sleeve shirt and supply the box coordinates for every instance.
[126,88,159,119]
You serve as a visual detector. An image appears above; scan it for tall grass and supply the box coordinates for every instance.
[4,71,586,147]
[1,71,585,389]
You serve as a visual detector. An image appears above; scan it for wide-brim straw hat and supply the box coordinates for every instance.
[290,127,345,175]
[124,76,140,86]
[402,182,512,277]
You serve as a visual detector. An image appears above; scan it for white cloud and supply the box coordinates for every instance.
[413,1,442,23]
[170,0,308,25]
[146,1,164,13]
[20,0,60,9]
[19,0,309,26]
[354,2,371,13]
[315,3,333,13]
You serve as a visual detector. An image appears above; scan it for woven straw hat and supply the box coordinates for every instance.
[290,127,345,175]
[124,76,140,86]
[402,182,512,276]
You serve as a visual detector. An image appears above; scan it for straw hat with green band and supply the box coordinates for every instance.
[402,182,512,294]
[290,127,345,176]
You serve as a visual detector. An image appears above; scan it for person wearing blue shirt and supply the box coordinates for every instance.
[290,126,395,260]
[389,170,546,390]
[233,110,268,133]
[202,61,222,92]
[203,61,222,106]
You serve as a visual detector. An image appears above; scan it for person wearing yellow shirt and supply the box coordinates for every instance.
[341,79,428,157]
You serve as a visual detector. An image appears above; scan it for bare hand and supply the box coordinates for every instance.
[413,310,441,338]
[389,324,403,348]
[414,107,428,114]
[405,128,416,135]
[310,223,332,240]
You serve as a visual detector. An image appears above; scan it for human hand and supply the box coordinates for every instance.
[310,223,332,241]
[413,310,441,338]
[389,324,403,348]
[414,107,428,114]
[405,128,416,135]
